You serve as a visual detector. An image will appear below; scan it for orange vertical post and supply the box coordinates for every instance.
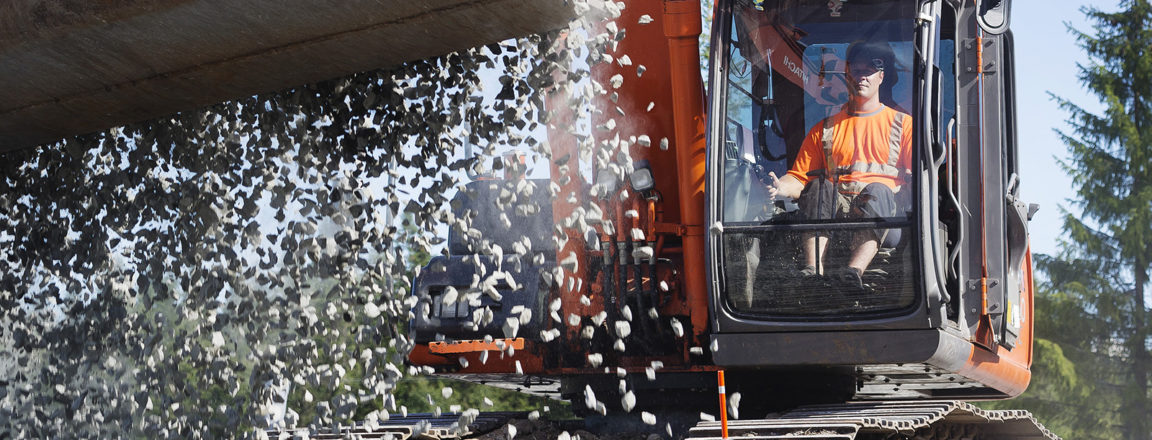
[662,0,710,347]
[718,370,729,439]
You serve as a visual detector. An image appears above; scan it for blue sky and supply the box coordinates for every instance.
[1013,1,1110,256]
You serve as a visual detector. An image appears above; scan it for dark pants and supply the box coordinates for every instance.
[797,180,901,247]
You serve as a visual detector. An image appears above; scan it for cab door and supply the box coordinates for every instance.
[952,0,1029,350]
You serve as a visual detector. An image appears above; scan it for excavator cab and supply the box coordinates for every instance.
[717,0,919,316]
[707,0,1035,399]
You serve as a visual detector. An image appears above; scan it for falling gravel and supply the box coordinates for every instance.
[0,0,668,438]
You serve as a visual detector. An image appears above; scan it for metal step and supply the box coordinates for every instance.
[687,401,1059,440]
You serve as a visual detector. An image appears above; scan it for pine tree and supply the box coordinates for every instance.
[1046,1,1152,438]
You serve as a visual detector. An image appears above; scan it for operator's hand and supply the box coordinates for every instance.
[767,171,803,201]
[766,171,782,201]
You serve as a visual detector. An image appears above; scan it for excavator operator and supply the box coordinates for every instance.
[765,41,913,289]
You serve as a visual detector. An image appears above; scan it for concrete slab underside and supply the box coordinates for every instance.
[0,0,572,151]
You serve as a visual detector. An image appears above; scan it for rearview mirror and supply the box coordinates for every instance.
[976,0,1011,35]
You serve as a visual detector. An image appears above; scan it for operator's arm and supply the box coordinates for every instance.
[893,112,915,211]
[894,112,915,188]
[769,118,826,200]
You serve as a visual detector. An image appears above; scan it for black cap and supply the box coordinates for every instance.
[846,41,890,71]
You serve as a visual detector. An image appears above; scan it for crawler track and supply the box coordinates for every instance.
[266,401,1058,440]
[687,401,1058,440]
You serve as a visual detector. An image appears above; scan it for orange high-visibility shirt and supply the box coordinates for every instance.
[787,105,913,192]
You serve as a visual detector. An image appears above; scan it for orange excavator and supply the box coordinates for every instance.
[0,0,1051,436]
[408,0,1052,436]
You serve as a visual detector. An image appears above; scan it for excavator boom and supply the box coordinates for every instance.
[0,0,571,151]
